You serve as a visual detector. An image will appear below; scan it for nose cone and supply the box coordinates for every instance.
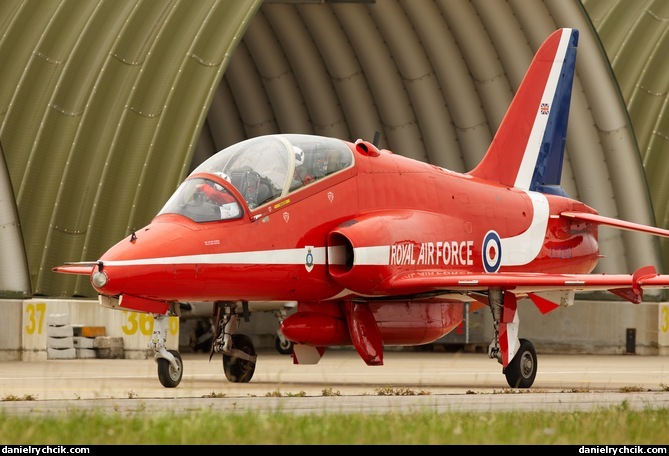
[93,218,199,298]
[100,218,196,263]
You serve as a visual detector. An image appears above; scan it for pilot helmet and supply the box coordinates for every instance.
[293,146,304,166]
[212,172,230,191]
[214,171,231,182]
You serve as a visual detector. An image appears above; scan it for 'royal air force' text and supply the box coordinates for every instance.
[391,241,474,266]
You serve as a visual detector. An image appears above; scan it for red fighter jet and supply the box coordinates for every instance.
[54,28,669,389]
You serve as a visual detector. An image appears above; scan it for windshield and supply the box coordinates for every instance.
[158,177,242,222]
[158,134,353,222]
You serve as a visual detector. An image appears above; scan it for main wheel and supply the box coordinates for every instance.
[504,338,537,388]
[223,334,256,383]
[275,334,294,355]
[157,349,183,388]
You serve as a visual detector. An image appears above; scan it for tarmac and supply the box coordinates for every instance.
[1,348,668,415]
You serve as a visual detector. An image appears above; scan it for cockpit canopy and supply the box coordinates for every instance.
[158,134,354,222]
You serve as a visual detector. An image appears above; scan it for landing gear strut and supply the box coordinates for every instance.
[487,288,538,388]
[273,308,294,355]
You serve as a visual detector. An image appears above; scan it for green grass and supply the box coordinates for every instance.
[0,405,666,444]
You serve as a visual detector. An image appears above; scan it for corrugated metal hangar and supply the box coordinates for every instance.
[1,0,669,355]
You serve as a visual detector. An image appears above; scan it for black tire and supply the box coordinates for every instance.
[504,338,537,388]
[223,334,256,383]
[275,335,294,355]
[157,349,183,388]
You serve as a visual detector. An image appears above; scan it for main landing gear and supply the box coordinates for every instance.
[210,301,257,383]
[503,338,537,388]
[150,301,258,388]
[487,288,538,388]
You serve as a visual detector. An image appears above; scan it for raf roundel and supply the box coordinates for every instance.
[483,230,502,273]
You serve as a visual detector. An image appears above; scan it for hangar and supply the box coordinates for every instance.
[1,0,669,357]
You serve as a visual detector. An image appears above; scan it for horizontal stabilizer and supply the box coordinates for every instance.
[561,212,669,238]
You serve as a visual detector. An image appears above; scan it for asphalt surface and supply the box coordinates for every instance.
[1,349,668,415]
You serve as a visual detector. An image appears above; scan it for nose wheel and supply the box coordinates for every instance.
[150,314,184,388]
[157,349,183,388]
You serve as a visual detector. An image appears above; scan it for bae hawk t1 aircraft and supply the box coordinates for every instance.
[54,28,669,389]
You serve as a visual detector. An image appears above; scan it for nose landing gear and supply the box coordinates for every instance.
[151,314,184,388]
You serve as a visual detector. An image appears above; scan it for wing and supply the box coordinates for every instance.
[386,265,666,306]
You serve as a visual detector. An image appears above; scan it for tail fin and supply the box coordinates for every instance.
[468,28,578,195]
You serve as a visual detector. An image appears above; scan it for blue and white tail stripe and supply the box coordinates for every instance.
[518,28,577,193]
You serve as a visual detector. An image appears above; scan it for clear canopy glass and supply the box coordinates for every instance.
[158,134,353,222]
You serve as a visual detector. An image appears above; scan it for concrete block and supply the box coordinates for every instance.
[93,336,123,348]
[47,313,70,326]
[96,348,124,359]
[73,337,95,349]
[47,324,73,338]
[94,336,124,359]
[76,348,97,359]
[47,347,76,359]
[47,336,74,349]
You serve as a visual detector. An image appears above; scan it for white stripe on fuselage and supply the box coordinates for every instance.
[101,247,328,267]
[500,191,549,266]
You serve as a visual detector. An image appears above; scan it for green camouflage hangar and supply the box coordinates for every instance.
[1,0,669,357]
